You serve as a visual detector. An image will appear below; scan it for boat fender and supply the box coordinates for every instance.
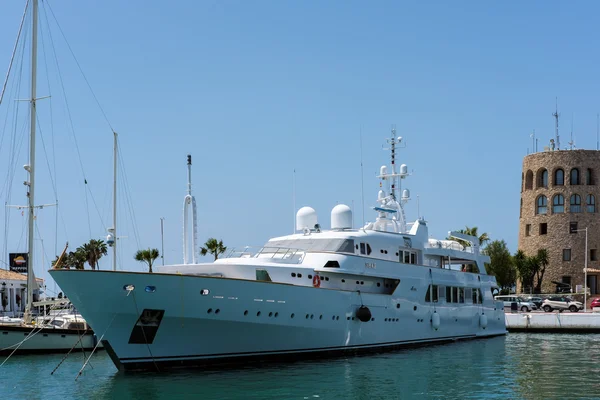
[312,275,321,288]
[356,306,372,322]
[479,314,487,329]
[431,312,440,330]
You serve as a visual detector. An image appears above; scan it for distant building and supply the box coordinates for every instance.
[518,149,600,295]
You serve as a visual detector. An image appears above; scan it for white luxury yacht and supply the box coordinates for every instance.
[50,129,507,371]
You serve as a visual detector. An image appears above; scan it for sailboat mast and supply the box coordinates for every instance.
[112,131,117,271]
[25,0,39,323]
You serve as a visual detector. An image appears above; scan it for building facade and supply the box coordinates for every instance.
[519,149,600,295]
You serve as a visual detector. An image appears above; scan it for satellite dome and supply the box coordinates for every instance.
[331,204,352,230]
[296,206,318,231]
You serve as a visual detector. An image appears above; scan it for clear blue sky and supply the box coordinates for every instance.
[1,1,600,293]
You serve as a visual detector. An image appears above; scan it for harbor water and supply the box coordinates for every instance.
[1,333,600,399]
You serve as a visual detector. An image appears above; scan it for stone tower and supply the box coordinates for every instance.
[518,149,600,295]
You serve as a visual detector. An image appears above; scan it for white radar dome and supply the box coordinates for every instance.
[380,165,388,178]
[402,189,410,200]
[331,204,352,230]
[296,206,318,231]
[400,164,408,175]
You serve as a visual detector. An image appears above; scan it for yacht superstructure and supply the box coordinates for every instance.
[50,129,506,371]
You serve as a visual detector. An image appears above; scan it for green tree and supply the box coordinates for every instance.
[52,249,86,269]
[78,239,108,270]
[134,248,160,273]
[514,250,534,291]
[484,240,516,292]
[534,248,549,294]
[450,226,490,249]
[200,238,227,261]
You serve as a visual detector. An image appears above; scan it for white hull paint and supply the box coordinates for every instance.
[50,268,506,371]
[0,325,99,355]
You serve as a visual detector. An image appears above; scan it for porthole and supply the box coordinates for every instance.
[269,312,273,317]
[308,274,312,279]
[342,279,346,283]
[413,306,417,311]
[380,250,384,254]
[396,304,400,309]
[291,272,296,277]
[207,308,213,314]
[319,315,323,320]
[274,312,279,317]
[395,252,399,256]
[385,318,388,322]
[377,283,381,287]
[371,318,375,321]
[356,281,360,284]
[325,277,329,281]
[306,314,310,319]
[145,286,156,293]
[384,250,388,254]
[352,317,355,321]
[360,281,364,285]
[215,309,220,314]
[257,311,261,317]
[200,289,209,296]
[332,316,336,320]
[298,273,302,278]
[336,316,339,320]
[291,313,295,318]
[244,310,248,316]
[311,314,314,319]
[347,317,350,320]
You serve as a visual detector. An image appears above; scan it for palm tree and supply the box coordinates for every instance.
[134,248,160,273]
[52,249,86,269]
[200,238,227,261]
[534,248,549,293]
[79,239,108,270]
[460,226,490,246]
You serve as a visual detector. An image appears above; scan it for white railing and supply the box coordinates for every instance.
[223,247,305,264]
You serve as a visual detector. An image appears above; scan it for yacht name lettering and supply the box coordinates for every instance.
[365,262,376,269]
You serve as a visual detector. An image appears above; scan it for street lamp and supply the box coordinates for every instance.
[575,227,588,312]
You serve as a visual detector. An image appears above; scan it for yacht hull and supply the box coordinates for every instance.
[0,325,99,356]
[50,269,506,371]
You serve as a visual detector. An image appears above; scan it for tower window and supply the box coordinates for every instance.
[539,223,547,235]
[570,168,580,185]
[536,195,548,215]
[591,249,598,261]
[570,194,582,213]
[587,168,595,185]
[554,168,564,186]
[562,249,571,261]
[536,169,548,188]
[587,194,596,213]
[552,194,564,213]
[525,224,531,236]
[569,221,578,234]
[525,170,533,190]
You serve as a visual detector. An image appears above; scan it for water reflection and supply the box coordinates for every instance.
[3,334,600,399]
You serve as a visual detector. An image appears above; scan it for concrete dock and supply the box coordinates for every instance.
[505,312,600,332]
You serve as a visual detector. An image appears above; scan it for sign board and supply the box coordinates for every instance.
[9,253,28,273]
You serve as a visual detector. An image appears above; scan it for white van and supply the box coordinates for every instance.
[494,295,537,312]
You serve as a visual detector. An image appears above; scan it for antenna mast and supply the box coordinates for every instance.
[183,155,198,264]
[359,127,365,227]
[553,98,560,150]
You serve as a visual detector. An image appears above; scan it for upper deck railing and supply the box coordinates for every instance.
[222,246,305,264]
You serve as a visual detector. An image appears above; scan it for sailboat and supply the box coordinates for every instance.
[0,0,99,356]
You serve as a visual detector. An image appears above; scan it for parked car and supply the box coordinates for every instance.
[590,298,600,309]
[494,295,537,312]
[524,296,544,309]
[541,296,583,312]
